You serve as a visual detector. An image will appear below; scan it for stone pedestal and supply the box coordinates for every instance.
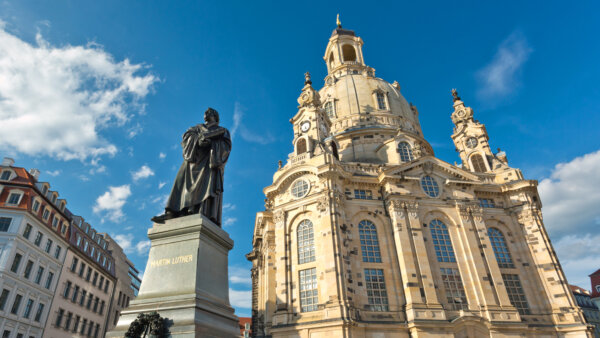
[107,215,239,337]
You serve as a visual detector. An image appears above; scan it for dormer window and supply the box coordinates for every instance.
[42,207,50,220]
[51,194,57,204]
[52,216,59,228]
[32,199,41,212]
[41,185,48,195]
[398,142,414,162]
[0,170,11,180]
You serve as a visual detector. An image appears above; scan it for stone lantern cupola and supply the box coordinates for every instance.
[324,18,368,74]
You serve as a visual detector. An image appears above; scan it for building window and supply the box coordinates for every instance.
[296,138,307,155]
[92,272,98,286]
[42,208,50,220]
[342,44,357,62]
[51,217,59,228]
[34,303,44,322]
[364,269,389,311]
[54,245,61,259]
[429,220,456,263]
[376,92,386,110]
[421,175,440,197]
[297,219,315,264]
[11,294,23,314]
[324,101,335,118]
[73,315,81,333]
[94,323,99,338]
[34,232,43,246]
[83,240,89,253]
[55,308,64,327]
[34,267,44,284]
[99,276,104,290]
[7,192,21,205]
[99,300,105,315]
[79,290,86,306]
[354,189,373,200]
[0,289,10,311]
[291,179,310,198]
[487,228,514,268]
[470,154,487,172]
[10,253,23,273]
[23,260,34,279]
[93,297,99,312]
[299,268,318,312]
[86,267,92,281]
[398,142,414,162]
[2,331,9,338]
[502,274,530,315]
[440,268,468,310]
[32,200,40,212]
[80,319,87,335]
[65,312,73,331]
[0,170,10,180]
[359,220,382,263]
[45,239,53,253]
[23,299,34,319]
[45,272,54,289]
[76,234,82,246]
[87,321,94,337]
[0,217,11,232]
[79,263,85,277]
[478,198,495,208]
[23,224,32,239]
[63,281,71,298]
[86,293,93,309]
[71,286,79,303]
[105,281,110,293]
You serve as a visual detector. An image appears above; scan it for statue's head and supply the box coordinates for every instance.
[204,108,219,124]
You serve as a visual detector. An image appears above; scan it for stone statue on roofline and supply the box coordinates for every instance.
[151,107,231,226]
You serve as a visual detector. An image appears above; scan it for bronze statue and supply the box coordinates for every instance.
[152,108,231,226]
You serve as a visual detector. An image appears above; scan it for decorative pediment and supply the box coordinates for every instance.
[379,156,481,183]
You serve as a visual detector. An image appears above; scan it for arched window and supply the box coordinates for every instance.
[429,220,456,262]
[398,142,414,162]
[297,220,315,264]
[329,52,335,69]
[487,228,514,268]
[296,138,307,155]
[470,154,487,172]
[376,92,386,110]
[324,101,335,118]
[421,176,440,198]
[342,44,356,62]
[359,220,381,263]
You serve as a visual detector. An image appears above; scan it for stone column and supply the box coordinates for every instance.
[106,214,238,338]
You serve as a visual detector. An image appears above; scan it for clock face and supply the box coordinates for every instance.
[466,137,478,148]
[300,121,311,133]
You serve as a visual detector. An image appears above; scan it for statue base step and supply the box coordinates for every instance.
[106,214,239,337]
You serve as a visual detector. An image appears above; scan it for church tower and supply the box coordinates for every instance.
[248,20,590,338]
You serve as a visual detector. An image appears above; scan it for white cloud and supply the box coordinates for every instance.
[554,234,600,289]
[135,240,151,255]
[132,165,154,181]
[229,266,251,285]
[93,184,131,222]
[113,233,134,253]
[539,150,600,233]
[231,102,275,144]
[127,123,143,138]
[223,217,237,227]
[158,181,166,189]
[46,170,61,177]
[223,203,236,211]
[477,31,532,98]
[0,25,157,162]
[159,152,166,160]
[229,288,251,309]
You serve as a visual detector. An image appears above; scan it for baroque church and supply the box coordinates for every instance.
[247,21,591,337]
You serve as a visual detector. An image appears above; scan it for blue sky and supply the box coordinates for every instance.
[1,1,599,316]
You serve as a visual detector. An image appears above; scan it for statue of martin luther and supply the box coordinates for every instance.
[152,108,231,226]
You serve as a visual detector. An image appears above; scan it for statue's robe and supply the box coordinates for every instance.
[165,123,231,226]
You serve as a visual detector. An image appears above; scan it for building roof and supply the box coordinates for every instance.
[589,268,600,277]
[570,284,591,295]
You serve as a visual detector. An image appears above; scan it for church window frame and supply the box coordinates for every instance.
[376,92,387,110]
[470,153,488,172]
[359,220,382,263]
[324,101,336,118]
[291,179,310,199]
[353,189,372,200]
[502,274,531,315]
[299,267,318,312]
[440,267,468,311]
[364,269,389,311]
[296,138,307,155]
[488,227,515,269]
[421,176,440,198]
[297,219,316,264]
[398,141,414,162]
[429,219,456,263]
[478,198,495,208]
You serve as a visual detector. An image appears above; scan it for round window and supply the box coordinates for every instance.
[466,137,478,149]
[291,179,310,198]
[421,176,440,197]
